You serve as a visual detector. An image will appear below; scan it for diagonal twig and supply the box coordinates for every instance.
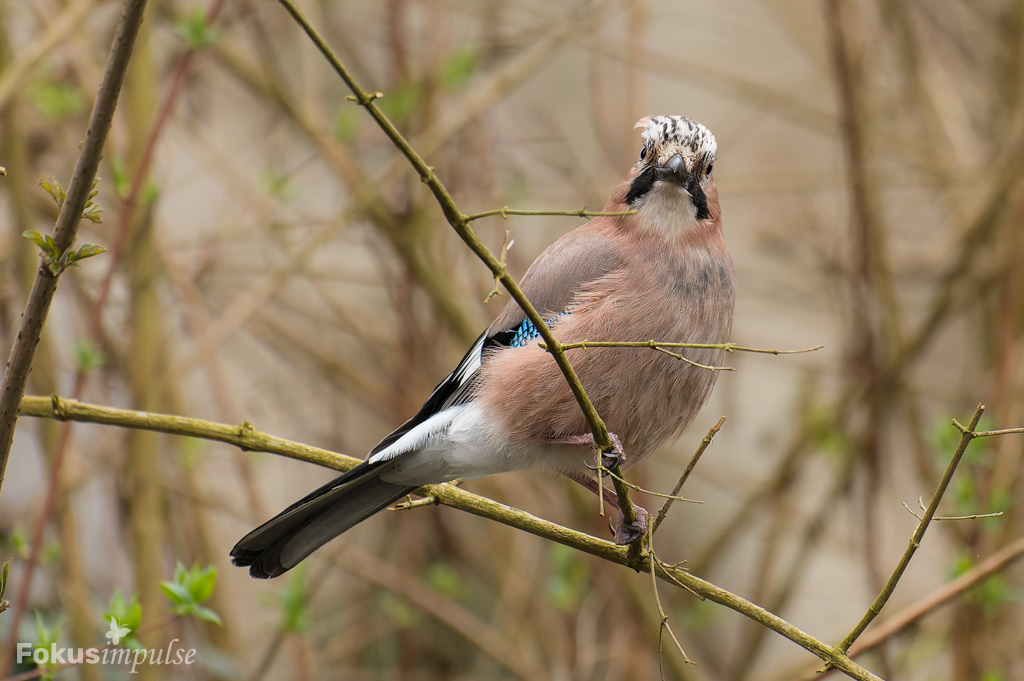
[0,0,149,498]
[274,0,640,531]
[833,403,986,657]
[653,416,726,534]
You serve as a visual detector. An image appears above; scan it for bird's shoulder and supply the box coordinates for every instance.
[368,218,631,458]
[487,218,629,334]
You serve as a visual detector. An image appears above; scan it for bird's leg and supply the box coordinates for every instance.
[565,472,650,545]
[553,431,626,470]
[555,432,649,545]
[565,470,619,507]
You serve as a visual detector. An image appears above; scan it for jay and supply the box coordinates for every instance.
[232,115,735,578]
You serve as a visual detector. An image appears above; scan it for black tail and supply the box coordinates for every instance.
[230,462,416,578]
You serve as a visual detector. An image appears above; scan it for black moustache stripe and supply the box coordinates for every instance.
[626,166,656,204]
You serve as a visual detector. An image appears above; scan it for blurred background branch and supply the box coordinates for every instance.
[1,1,1023,680]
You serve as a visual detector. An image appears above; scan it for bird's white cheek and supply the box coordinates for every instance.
[634,183,698,234]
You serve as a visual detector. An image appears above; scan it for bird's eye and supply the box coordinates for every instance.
[639,146,647,161]
[705,163,713,177]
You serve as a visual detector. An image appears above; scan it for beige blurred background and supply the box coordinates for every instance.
[1,1,1023,680]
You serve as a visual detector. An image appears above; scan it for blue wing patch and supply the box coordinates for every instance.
[368,310,571,457]
[508,312,570,347]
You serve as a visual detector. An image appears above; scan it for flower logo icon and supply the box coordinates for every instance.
[105,617,131,646]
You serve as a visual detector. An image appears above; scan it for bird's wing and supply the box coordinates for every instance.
[367,223,623,462]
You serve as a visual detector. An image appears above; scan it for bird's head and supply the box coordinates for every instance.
[617,115,719,231]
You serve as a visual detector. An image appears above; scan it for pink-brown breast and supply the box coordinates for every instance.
[474,218,735,471]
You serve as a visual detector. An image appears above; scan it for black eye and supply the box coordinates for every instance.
[639,146,647,161]
[705,163,713,177]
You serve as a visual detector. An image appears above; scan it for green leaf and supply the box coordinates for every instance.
[141,181,160,206]
[104,589,143,634]
[28,79,86,123]
[190,604,222,626]
[0,559,9,599]
[260,169,294,201]
[72,243,107,261]
[277,564,309,633]
[189,565,216,603]
[34,611,63,649]
[161,562,222,625]
[334,106,361,143]
[82,205,103,224]
[22,230,43,249]
[110,156,129,197]
[74,341,107,372]
[0,560,10,612]
[160,581,190,606]
[440,47,479,89]
[9,527,28,558]
[22,231,51,254]
[547,544,590,612]
[423,562,463,598]
[376,80,421,127]
[41,540,60,566]
[174,6,220,48]
[38,177,65,208]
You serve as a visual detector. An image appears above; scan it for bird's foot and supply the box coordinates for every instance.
[557,432,626,471]
[613,504,649,545]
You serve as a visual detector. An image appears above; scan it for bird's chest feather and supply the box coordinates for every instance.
[531,241,730,455]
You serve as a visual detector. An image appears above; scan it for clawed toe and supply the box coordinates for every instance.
[613,505,649,545]
[575,432,626,471]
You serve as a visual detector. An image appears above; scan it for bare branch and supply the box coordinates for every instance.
[0,0,149,497]
[654,417,726,533]
[19,393,881,680]
[834,404,986,656]
[464,206,637,222]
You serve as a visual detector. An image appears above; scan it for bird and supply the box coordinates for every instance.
[231,115,736,578]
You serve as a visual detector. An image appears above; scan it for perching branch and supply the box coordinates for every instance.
[0,0,149,499]
[17,393,880,681]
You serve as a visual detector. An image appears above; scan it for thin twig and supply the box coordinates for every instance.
[969,426,1024,437]
[833,403,986,657]
[274,0,633,527]
[0,3,150,673]
[901,501,1002,522]
[593,465,702,503]
[653,417,726,533]
[848,533,1024,657]
[0,0,149,498]
[464,206,637,222]
[547,340,823,355]
[651,346,735,371]
[648,547,693,674]
[483,230,514,304]
[804,533,1024,680]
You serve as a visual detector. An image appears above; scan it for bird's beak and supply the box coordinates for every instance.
[653,153,691,187]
